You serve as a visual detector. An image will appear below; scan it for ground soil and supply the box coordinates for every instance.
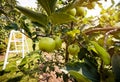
[0,55,4,61]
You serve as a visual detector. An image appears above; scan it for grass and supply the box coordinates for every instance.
[0,54,38,82]
[0,38,38,82]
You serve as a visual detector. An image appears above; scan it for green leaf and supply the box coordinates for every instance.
[6,61,17,72]
[20,20,32,38]
[0,10,5,16]
[0,0,2,3]
[72,0,85,7]
[18,57,28,68]
[4,23,18,30]
[78,48,88,60]
[65,62,100,82]
[111,54,120,82]
[56,1,74,12]
[16,6,48,27]
[67,29,80,37]
[111,0,115,7]
[69,70,91,82]
[37,0,57,15]
[116,2,120,6]
[97,2,104,10]
[49,12,76,25]
[90,41,110,65]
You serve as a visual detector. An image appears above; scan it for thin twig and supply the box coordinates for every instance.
[104,28,118,48]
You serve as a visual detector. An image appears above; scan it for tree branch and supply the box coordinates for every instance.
[104,28,118,48]
[84,26,120,35]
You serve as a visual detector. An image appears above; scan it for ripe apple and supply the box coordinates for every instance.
[67,8,76,16]
[54,36,62,50]
[39,37,55,52]
[68,44,80,55]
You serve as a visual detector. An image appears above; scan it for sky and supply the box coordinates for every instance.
[17,0,37,8]
[17,0,119,17]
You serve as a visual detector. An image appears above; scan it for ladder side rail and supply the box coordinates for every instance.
[3,30,13,70]
[21,30,25,58]
[13,31,19,54]
[24,36,29,53]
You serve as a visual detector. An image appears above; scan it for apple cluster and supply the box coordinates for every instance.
[39,36,62,52]
[67,7,86,17]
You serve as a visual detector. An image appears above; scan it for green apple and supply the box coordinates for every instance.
[67,8,76,16]
[39,37,55,52]
[54,36,62,50]
[68,44,80,55]
[76,7,86,17]
[86,2,95,9]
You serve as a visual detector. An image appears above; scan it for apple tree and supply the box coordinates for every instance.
[5,0,120,81]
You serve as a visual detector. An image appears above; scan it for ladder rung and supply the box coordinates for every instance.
[12,30,20,33]
[8,50,27,53]
[10,39,23,42]
[16,45,24,46]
